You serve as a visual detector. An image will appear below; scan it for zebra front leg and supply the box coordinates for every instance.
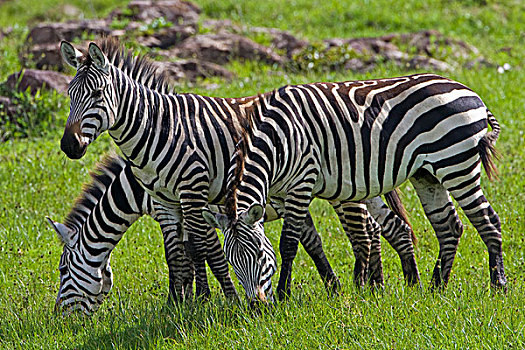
[365,196,421,287]
[367,215,384,288]
[411,170,463,289]
[271,199,340,296]
[151,202,194,304]
[333,202,371,287]
[205,227,238,298]
[277,216,305,301]
[181,197,212,300]
[300,212,341,295]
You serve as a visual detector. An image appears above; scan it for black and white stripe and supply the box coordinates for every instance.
[223,73,505,300]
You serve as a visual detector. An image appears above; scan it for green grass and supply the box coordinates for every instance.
[1,0,525,348]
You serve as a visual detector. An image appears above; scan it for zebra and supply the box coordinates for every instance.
[205,73,506,301]
[47,153,241,314]
[57,39,418,305]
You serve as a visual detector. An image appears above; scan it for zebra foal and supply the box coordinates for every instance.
[47,154,240,314]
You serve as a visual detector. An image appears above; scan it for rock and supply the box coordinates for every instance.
[5,69,70,95]
[155,59,234,82]
[111,0,201,25]
[249,27,309,58]
[404,55,452,71]
[201,19,241,33]
[323,35,452,71]
[27,20,112,45]
[136,24,197,49]
[21,42,69,71]
[344,58,373,72]
[202,21,309,58]
[325,37,404,57]
[381,30,479,59]
[165,33,284,65]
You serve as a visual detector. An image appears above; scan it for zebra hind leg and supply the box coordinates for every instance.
[299,212,341,295]
[440,173,506,290]
[333,202,372,288]
[365,196,421,287]
[410,169,463,290]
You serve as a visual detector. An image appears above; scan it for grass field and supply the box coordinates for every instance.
[1,0,524,348]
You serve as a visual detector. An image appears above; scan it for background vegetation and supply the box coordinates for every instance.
[0,0,524,348]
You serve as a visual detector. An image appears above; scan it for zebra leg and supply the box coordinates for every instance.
[276,191,318,300]
[367,215,384,287]
[270,199,340,296]
[205,227,238,298]
[333,201,372,287]
[151,203,194,304]
[439,173,506,290]
[180,197,212,300]
[365,197,421,287]
[410,170,463,289]
[300,212,341,295]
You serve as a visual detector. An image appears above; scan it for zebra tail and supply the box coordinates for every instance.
[384,189,417,244]
[478,109,501,181]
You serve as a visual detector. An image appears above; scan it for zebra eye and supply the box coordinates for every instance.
[91,89,103,99]
[58,265,68,274]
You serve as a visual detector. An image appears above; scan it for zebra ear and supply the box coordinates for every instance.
[240,204,264,225]
[202,210,230,232]
[88,42,109,73]
[60,41,83,69]
[46,217,76,246]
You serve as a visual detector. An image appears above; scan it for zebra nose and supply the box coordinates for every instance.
[60,132,87,159]
[256,286,267,303]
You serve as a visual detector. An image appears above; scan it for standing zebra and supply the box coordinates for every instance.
[58,39,418,306]
[207,74,505,301]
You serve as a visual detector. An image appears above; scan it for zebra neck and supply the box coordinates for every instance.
[76,209,142,266]
[233,171,270,214]
[109,69,175,165]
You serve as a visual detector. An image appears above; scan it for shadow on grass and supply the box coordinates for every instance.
[74,296,263,349]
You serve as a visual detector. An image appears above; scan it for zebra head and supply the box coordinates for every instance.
[59,41,116,160]
[203,204,277,305]
[47,217,113,315]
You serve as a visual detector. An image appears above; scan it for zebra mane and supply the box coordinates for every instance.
[64,153,128,230]
[225,93,266,219]
[82,37,173,94]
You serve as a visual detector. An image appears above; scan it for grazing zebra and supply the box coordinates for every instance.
[58,39,418,305]
[47,153,242,314]
[207,73,505,301]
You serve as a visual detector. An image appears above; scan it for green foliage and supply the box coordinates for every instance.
[139,17,174,36]
[0,82,67,142]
